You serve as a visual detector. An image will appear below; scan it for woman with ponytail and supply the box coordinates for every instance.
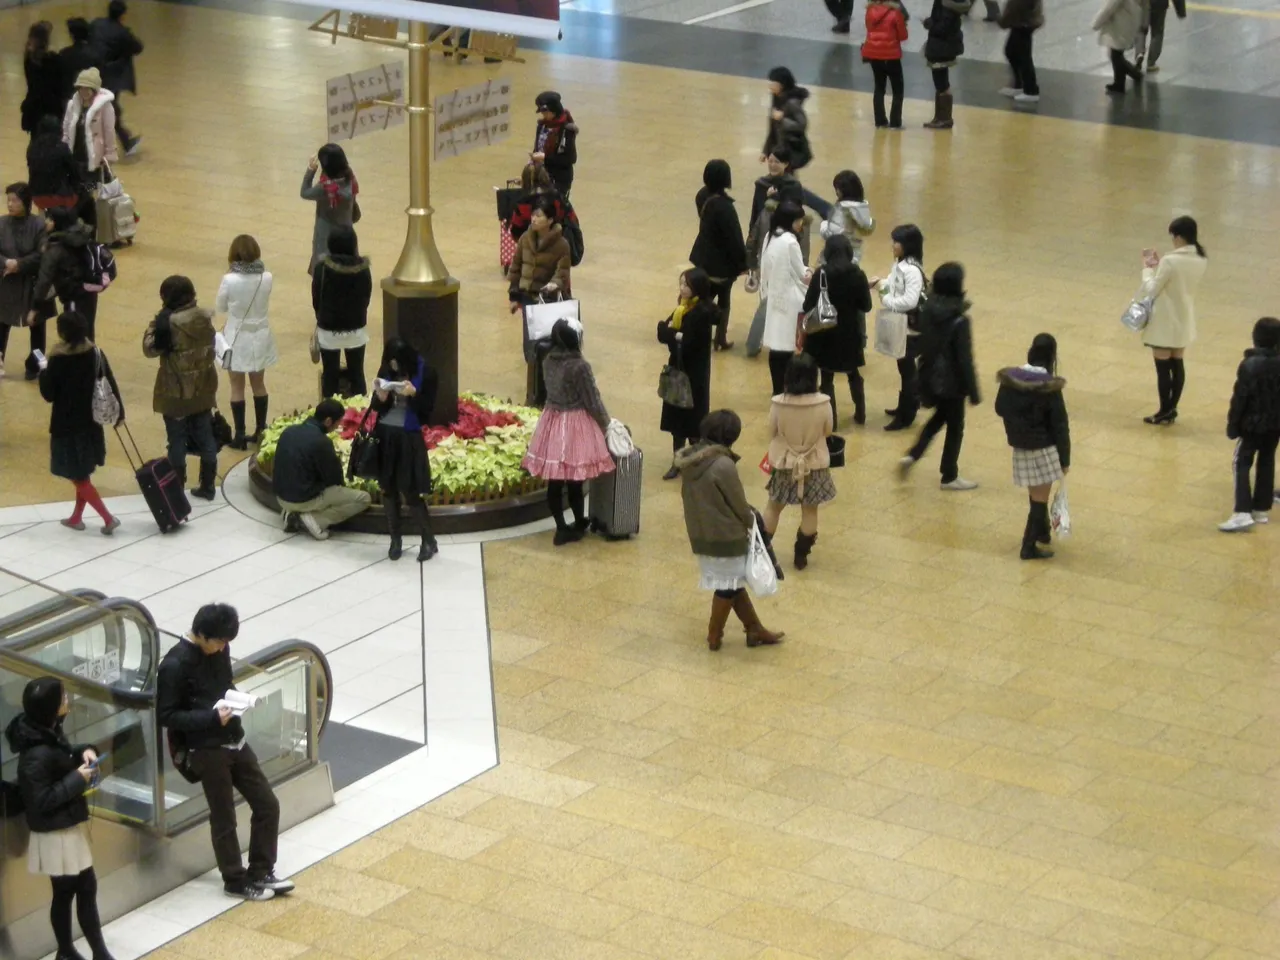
[1138,215,1207,425]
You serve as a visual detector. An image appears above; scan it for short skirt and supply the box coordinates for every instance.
[522,408,615,482]
[28,823,93,876]
[1012,446,1064,487]
[697,553,748,592]
[51,428,106,481]
[766,467,836,506]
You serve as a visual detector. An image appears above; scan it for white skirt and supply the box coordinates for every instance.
[222,316,279,373]
[697,554,749,592]
[28,823,93,876]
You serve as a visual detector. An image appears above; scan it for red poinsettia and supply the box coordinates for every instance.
[339,400,522,450]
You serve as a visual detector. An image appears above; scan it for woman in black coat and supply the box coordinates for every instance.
[312,225,372,398]
[690,160,747,351]
[21,23,64,140]
[803,235,872,426]
[5,676,117,960]
[27,116,83,213]
[658,269,717,479]
[923,0,972,129]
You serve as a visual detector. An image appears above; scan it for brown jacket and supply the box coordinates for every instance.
[508,223,571,299]
[767,392,833,492]
[675,443,754,557]
[142,304,219,418]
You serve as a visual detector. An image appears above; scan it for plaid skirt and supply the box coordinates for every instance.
[767,467,836,506]
[1012,446,1064,487]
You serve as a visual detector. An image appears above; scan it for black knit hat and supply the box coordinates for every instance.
[22,677,64,730]
[535,91,562,113]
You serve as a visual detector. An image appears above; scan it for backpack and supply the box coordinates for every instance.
[563,215,585,267]
[82,243,117,293]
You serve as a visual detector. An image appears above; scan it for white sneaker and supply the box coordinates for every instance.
[898,455,915,480]
[1252,511,1270,524]
[1218,512,1255,533]
[999,87,1021,98]
[941,478,979,491]
[299,512,330,541]
[1014,92,1041,103]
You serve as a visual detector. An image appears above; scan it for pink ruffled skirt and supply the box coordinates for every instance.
[523,408,615,482]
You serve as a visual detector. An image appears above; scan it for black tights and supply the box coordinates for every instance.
[672,434,698,453]
[819,368,866,424]
[51,868,109,958]
[546,480,585,530]
[1154,356,1186,414]
[385,489,433,544]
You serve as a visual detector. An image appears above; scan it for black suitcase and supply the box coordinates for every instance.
[588,447,642,539]
[116,425,191,533]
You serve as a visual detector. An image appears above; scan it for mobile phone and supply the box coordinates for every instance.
[90,752,109,767]
[33,348,47,369]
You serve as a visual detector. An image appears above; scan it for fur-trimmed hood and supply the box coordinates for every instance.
[674,442,738,481]
[996,365,1066,393]
[317,253,370,274]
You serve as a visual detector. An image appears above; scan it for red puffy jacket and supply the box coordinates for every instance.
[862,2,908,61]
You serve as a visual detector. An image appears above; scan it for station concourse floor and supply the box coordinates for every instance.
[1,1,1279,959]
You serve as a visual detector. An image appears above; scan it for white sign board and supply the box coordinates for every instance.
[326,62,407,142]
[434,78,513,161]
[276,0,561,42]
[73,649,121,685]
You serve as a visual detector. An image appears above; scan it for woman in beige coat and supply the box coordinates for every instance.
[1139,215,1207,425]
[763,352,834,570]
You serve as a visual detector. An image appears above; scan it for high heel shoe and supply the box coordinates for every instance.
[1143,409,1177,425]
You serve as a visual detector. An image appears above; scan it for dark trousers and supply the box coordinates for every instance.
[319,345,366,398]
[550,167,573,201]
[894,336,920,423]
[823,0,854,23]
[1233,433,1279,514]
[709,277,733,341]
[0,320,45,373]
[869,60,905,127]
[1005,27,1039,95]
[1108,47,1140,89]
[909,397,966,482]
[112,94,135,147]
[164,411,217,485]
[1138,0,1169,65]
[192,744,280,885]
[931,67,950,93]
[819,367,866,424]
[768,349,792,396]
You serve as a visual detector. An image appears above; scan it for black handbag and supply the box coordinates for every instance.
[347,405,380,482]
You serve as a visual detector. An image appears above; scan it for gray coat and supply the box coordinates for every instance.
[0,215,47,328]
[301,168,355,275]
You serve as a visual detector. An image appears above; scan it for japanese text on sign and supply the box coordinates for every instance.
[325,62,406,141]
[433,79,512,161]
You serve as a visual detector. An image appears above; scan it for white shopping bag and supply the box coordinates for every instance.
[524,298,581,343]
[745,519,779,598]
[1050,481,1071,538]
[874,309,908,360]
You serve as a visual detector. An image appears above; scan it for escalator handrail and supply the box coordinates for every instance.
[0,588,108,640]
[234,639,334,737]
[0,596,159,656]
[0,644,152,709]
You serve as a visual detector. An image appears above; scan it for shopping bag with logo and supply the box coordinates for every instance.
[874,309,908,359]
[1050,481,1071,538]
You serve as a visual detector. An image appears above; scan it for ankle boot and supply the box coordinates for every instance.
[417,508,439,562]
[713,312,735,351]
[387,498,403,560]
[982,0,1000,20]
[251,394,270,444]
[732,590,785,646]
[707,594,735,651]
[191,462,217,500]
[228,400,248,450]
[924,92,954,129]
[1020,507,1054,560]
[794,531,818,571]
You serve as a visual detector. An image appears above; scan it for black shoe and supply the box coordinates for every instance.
[852,411,866,426]
[388,537,403,561]
[1105,83,1125,94]
[418,539,439,562]
[884,419,913,432]
[663,465,680,481]
[55,949,88,960]
[224,881,275,901]
[832,18,850,33]
[1143,409,1177,425]
[24,368,39,381]
[251,873,295,895]
[228,435,248,451]
[884,407,899,417]
[1020,544,1055,560]
[553,526,585,546]
[190,486,217,501]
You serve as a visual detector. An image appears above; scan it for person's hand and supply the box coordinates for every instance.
[758,153,768,164]
[803,269,814,283]
[400,382,416,397]
[532,151,545,163]
[217,706,234,726]
[3,259,16,275]
[509,301,521,314]
[867,276,881,287]
[307,156,319,172]
[375,389,390,403]
[542,281,559,295]
[771,109,784,121]
[82,748,98,764]
[767,186,777,197]
[25,309,37,327]
[77,762,94,783]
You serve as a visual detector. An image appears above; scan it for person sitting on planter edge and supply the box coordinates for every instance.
[272,398,371,541]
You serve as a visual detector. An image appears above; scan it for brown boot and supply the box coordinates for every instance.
[707,594,735,651]
[731,590,784,647]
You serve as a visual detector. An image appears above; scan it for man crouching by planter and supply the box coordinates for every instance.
[273,398,371,540]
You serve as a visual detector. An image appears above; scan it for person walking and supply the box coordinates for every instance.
[690,159,747,351]
[215,235,276,449]
[1138,215,1207,425]
[825,0,855,33]
[522,319,614,546]
[995,333,1070,560]
[658,268,718,479]
[5,677,117,960]
[760,69,831,218]
[869,223,927,431]
[273,398,371,539]
[371,339,440,562]
[1093,0,1144,94]
[31,207,99,345]
[762,353,834,571]
[27,115,83,214]
[59,19,102,106]
[898,262,981,490]
[39,310,123,534]
[90,0,143,156]
[532,91,578,199]
[61,68,118,199]
[818,170,875,265]
[862,1,909,129]
[142,276,220,500]
[0,183,49,380]
[675,409,784,650]
[759,202,811,396]
[312,225,371,399]
[804,234,872,427]
[21,22,63,142]
[923,0,973,129]
[156,603,293,902]
[998,0,1044,104]
[1218,317,1280,533]
[1135,0,1185,73]
[301,144,358,276]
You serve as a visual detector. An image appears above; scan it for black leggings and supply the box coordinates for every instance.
[768,350,792,396]
[931,67,950,94]
[546,480,585,529]
[319,345,367,399]
[51,868,109,957]
[869,60,905,127]
[819,367,865,423]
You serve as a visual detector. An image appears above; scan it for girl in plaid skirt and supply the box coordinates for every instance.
[994,334,1071,560]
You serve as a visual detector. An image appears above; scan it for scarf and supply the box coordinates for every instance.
[230,259,265,275]
[319,172,358,209]
[670,296,699,332]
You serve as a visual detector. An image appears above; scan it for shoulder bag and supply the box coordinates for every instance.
[745,518,779,598]
[1121,295,1153,332]
[90,349,122,426]
[347,405,381,482]
[657,340,695,409]
[802,269,839,335]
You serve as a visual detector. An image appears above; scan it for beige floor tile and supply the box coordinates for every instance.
[259,901,416,959]
[471,835,623,892]
[851,934,960,960]
[974,784,1122,838]
[488,630,549,664]
[1119,691,1257,739]
[1160,899,1280,957]
[822,683,963,730]
[822,888,976,951]
[1003,668,1139,713]
[491,923,652,960]
[481,877,634,940]
[645,738,788,788]
[590,866,743,926]
[760,764,904,817]
[371,890,528,952]
[289,864,412,918]
[494,691,570,733]
[713,903,870,960]
[948,921,1113,960]
[695,855,850,912]
[663,774,812,828]
[530,678,661,723]
[1172,763,1280,810]
[901,836,1053,892]
[1075,774,1227,824]
[573,823,726,881]
[1126,855,1280,913]
[725,693,865,739]
[515,645,655,688]
[740,730,883,776]
[679,815,831,871]
[166,920,310,960]
[363,847,516,904]
[1001,823,1153,880]
[327,836,406,873]
[1200,803,1280,849]
[1146,727,1280,778]
[778,804,930,860]
[954,744,1099,797]
[492,662,558,699]
[878,794,1024,848]
[1228,844,1280,882]
[536,711,679,759]
[923,876,1080,938]
[1200,949,1272,960]
[839,720,983,769]
[932,710,1076,758]
[798,846,954,904]
[378,810,505,859]
[494,726,583,770]
[1027,700,1166,749]
[563,784,711,838]
[1026,866,1184,925]
[1091,657,1230,704]
[551,747,696,796]
[1099,814,1253,870]
[633,701,772,751]
[607,911,762,960]
[1056,735,1200,785]
[472,759,597,807]
[461,794,608,849]
[859,756,1000,807]
[1050,909,1217,960]
[384,944,497,960]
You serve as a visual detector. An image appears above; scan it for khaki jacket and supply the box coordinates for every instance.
[143,305,219,418]
[675,443,754,558]
[767,392,833,494]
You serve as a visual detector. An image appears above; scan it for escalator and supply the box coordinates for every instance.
[0,569,336,959]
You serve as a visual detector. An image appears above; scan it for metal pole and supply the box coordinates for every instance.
[392,21,451,286]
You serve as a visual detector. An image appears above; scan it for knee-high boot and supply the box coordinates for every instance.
[849,375,866,425]
[924,92,954,129]
[386,495,403,560]
[1020,500,1053,560]
[191,461,217,501]
[794,531,818,571]
[228,401,247,450]
[252,395,270,444]
[707,593,735,651]
[731,590,785,646]
[412,498,438,562]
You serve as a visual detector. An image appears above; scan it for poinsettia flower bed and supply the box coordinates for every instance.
[255,392,544,506]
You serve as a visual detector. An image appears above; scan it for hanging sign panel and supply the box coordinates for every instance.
[277,0,560,41]
[325,62,407,141]
[434,78,513,160]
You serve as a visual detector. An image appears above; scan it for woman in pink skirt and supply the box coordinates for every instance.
[523,319,614,544]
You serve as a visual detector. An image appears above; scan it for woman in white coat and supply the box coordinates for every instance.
[1093,0,1144,94]
[216,234,278,449]
[1139,215,1207,425]
[759,202,811,396]
[868,224,927,431]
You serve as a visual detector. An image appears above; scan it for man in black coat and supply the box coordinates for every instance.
[58,18,102,102]
[90,0,143,156]
[1221,316,1280,532]
[273,398,372,539]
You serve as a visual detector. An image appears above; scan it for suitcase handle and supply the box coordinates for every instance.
[115,423,144,472]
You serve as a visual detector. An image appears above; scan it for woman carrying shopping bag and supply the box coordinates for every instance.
[657,268,717,479]
[869,224,927,431]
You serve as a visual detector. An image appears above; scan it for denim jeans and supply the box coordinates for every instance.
[164,411,217,484]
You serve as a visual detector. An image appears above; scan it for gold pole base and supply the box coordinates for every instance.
[391,206,453,286]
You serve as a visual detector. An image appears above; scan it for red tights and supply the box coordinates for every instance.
[69,479,112,524]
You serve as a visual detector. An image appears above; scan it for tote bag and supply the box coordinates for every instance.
[874,309,909,360]
[90,349,121,426]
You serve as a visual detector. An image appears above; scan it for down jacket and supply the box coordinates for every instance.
[4,714,92,834]
[143,304,219,418]
[862,2,909,61]
[1227,347,1280,440]
[62,88,118,174]
[508,224,571,300]
[999,0,1045,30]
[762,87,813,171]
[924,0,974,65]
[994,366,1071,467]
[675,442,754,558]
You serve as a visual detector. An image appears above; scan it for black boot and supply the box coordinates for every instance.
[416,501,439,562]
[982,0,1000,21]
[850,376,866,425]
[885,391,902,418]
[228,400,248,450]
[1020,504,1053,560]
[713,310,734,351]
[794,531,818,571]
[1035,497,1052,545]
[191,461,217,501]
[251,394,270,445]
[924,92,954,129]
[387,496,403,560]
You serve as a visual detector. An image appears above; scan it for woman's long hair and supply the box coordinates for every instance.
[770,201,804,237]
[317,143,351,181]
[822,234,855,274]
[783,352,819,395]
[25,21,52,62]
[551,318,581,353]
[891,224,924,264]
[1168,215,1206,258]
[380,337,420,379]
[681,267,713,301]
[521,162,553,194]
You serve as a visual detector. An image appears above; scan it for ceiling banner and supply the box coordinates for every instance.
[278,0,560,41]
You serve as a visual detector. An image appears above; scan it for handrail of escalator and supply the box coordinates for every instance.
[0,596,158,654]
[0,643,152,709]
[0,588,109,640]
[233,639,334,737]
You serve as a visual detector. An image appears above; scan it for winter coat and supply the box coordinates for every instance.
[762,87,813,170]
[915,295,980,405]
[999,0,1045,30]
[1139,244,1207,350]
[301,168,355,275]
[747,176,810,271]
[39,340,123,436]
[924,0,974,65]
[273,418,344,504]
[819,200,875,264]
[802,262,872,372]
[657,299,716,439]
[675,442,754,558]
[4,714,91,834]
[534,110,578,179]
[759,231,808,353]
[690,190,747,281]
[508,224,571,300]
[542,347,610,429]
[33,224,94,306]
[143,304,219,418]
[509,192,578,243]
[90,16,144,94]
[877,258,927,333]
[58,42,102,101]
[862,2,909,61]
[22,52,65,135]
[994,366,1071,466]
[1093,0,1144,50]
[216,266,278,373]
[768,393,834,481]
[26,134,81,200]
[156,639,245,750]
[62,89,118,174]
[0,213,48,328]
[1226,347,1280,440]
[312,254,372,335]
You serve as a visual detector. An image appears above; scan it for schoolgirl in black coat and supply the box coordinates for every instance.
[803,235,872,426]
[657,269,717,478]
[690,160,747,351]
[922,0,973,129]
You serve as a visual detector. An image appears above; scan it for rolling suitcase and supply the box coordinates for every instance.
[588,447,642,540]
[116,425,191,533]
[95,169,137,247]
[495,179,520,271]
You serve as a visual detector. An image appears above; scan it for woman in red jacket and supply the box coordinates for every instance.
[862,1,909,129]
